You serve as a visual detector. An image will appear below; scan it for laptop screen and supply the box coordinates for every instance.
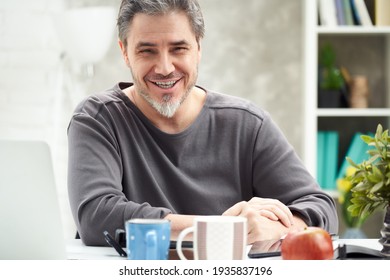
[0,140,66,259]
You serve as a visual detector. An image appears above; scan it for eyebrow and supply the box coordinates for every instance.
[135,40,191,49]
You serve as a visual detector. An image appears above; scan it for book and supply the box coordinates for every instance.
[324,131,339,190]
[375,0,390,26]
[318,0,338,26]
[337,132,373,179]
[350,0,362,24]
[364,0,376,24]
[342,0,355,25]
[317,131,339,190]
[317,131,326,188]
[337,133,363,179]
[335,0,347,25]
[351,0,373,25]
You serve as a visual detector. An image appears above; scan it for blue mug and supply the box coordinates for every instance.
[125,219,171,260]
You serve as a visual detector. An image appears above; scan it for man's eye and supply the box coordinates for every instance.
[172,47,188,53]
[139,49,154,54]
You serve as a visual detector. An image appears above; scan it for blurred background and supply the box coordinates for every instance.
[0,0,304,239]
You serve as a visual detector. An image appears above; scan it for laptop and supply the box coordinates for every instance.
[0,140,67,259]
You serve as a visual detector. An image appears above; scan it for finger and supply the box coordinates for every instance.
[263,205,292,228]
[222,201,246,216]
[249,203,292,226]
[246,216,261,244]
[248,198,294,226]
[258,209,278,221]
[249,198,291,216]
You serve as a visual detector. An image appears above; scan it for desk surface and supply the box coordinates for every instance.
[66,238,383,260]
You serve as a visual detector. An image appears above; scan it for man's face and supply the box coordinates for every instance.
[120,12,202,118]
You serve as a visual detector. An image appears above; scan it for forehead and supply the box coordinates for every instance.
[127,11,196,45]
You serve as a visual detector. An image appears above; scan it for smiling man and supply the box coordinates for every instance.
[118,11,204,133]
[67,0,338,246]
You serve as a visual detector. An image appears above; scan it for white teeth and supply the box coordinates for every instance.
[154,81,176,89]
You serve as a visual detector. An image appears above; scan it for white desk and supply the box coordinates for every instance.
[66,238,384,260]
[67,239,124,260]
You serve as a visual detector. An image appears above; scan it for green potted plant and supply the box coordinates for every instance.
[337,166,368,238]
[318,43,347,108]
[346,124,390,257]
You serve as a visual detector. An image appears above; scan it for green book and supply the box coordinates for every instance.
[317,131,326,188]
[337,133,362,179]
[337,132,374,179]
[324,131,339,190]
[342,0,355,25]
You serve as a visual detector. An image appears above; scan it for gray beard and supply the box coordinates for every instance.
[138,90,188,118]
[129,67,198,118]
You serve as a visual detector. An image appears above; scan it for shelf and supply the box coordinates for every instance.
[316,108,390,117]
[303,0,390,180]
[317,26,390,35]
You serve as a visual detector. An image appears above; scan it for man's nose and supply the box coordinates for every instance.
[155,53,175,76]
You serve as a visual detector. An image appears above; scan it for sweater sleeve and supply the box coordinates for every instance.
[251,112,339,234]
[67,100,172,246]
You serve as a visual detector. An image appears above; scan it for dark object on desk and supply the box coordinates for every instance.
[248,239,282,258]
[169,240,193,249]
[103,231,127,257]
[334,244,385,260]
[115,229,126,248]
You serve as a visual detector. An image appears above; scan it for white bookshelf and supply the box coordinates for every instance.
[303,0,390,184]
[318,26,390,34]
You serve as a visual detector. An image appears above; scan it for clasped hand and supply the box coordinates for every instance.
[222,197,295,244]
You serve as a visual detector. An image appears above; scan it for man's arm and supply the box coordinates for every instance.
[250,112,338,235]
[163,199,307,245]
[223,199,307,244]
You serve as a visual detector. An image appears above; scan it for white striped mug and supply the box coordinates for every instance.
[176,216,247,260]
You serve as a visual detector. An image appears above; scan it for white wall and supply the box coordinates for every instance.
[0,0,304,240]
[0,0,78,238]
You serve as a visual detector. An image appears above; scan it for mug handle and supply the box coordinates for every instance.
[146,230,157,260]
[176,226,194,260]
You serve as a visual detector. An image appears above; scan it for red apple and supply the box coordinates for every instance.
[281,227,333,260]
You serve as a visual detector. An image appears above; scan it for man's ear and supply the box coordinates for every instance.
[197,41,202,61]
[118,39,130,67]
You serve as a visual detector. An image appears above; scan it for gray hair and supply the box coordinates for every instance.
[117,0,205,47]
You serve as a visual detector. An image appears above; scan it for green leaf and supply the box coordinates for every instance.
[376,124,383,139]
[367,150,379,156]
[382,129,388,140]
[367,154,380,163]
[361,135,374,145]
[346,157,359,168]
[351,181,370,192]
[370,181,384,193]
[350,196,368,205]
[360,205,373,222]
[367,173,381,183]
[373,165,384,179]
[347,204,361,216]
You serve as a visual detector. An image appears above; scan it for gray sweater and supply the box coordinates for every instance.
[67,82,338,245]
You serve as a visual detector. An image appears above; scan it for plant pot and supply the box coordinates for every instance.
[379,205,390,258]
[318,88,349,108]
[342,227,366,239]
[318,89,342,108]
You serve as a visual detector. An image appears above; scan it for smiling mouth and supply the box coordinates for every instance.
[153,80,179,89]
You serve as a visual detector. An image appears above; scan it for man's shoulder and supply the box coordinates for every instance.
[205,88,266,120]
[73,84,125,117]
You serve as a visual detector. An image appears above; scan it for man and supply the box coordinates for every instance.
[68,0,338,246]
